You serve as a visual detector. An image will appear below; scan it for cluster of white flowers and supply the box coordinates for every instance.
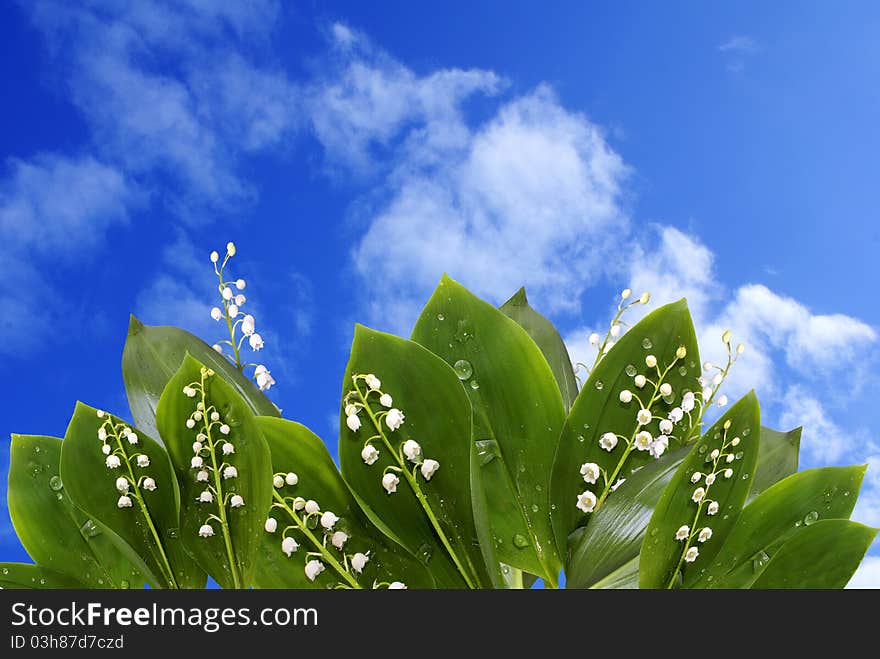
[95,409,157,510]
[576,326,747,519]
[184,367,246,540]
[268,471,403,588]
[207,241,275,393]
[574,289,651,381]
[672,417,745,573]
[344,374,441,496]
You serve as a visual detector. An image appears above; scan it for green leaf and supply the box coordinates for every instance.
[253,417,432,589]
[8,434,141,589]
[122,315,279,442]
[590,556,640,589]
[748,425,801,502]
[0,563,86,589]
[156,354,273,588]
[639,391,761,589]
[751,520,878,589]
[566,446,689,588]
[551,299,701,558]
[411,275,564,584]
[691,465,865,588]
[60,403,204,589]
[500,287,578,412]
[339,324,491,588]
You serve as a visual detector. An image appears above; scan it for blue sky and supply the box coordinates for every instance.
[1,1,879,586]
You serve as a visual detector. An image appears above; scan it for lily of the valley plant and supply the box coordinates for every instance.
[2,243,875,590]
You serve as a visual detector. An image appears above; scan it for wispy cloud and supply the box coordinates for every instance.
[718,35,759,73]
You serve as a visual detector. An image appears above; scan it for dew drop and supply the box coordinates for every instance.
[594,380,604,390]
[501,565,510,575]
[418,543,433,563]
[512,534,529,549]
[437,313,445,321]
[550,504,557,511]
[625,364,637,377]
[803,511,819,526]
[662,394,675,405]
[453,359,473,380]
[678,366,688,376]
[650,528,658,537]
[735,451,744,460]
[34,446,41,453]
[741,473,750,480]
[2,567,8,575]
[39,578,46,585]
[80,520,101,538]
[97,578,104,585]
[49,475,63,491]
[531,504,539,513]
[475,439,499,466]
[577,435,585,443]
[844,491,850,497]
[120,580,130,589]
[534,484,543,493]
[582,423,590,430]
[470,379,480,390]
[167,527,180,539]
[742,428,751,437]
[56,493,63,500]
[698,445,708,454]
[641,338,653,349]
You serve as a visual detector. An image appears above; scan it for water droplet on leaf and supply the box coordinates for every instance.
[625,364,637,376]
[453,359,473,380]
[49,475,63,491]
[595,380,604,390]
[512,534,529,549]
[470,379,480,390]
[475,439,499,466]
[642,338,653,349]
[803,511,819,525]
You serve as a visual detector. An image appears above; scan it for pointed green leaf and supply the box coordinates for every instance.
[253,418,432,589]
[8,434,141,589]
[411,275,564,584]
[339,324,491,588]
[60,403,204,589]
[691,465,865,588]
[639,392,761,589]
[0,563,86,589]
[748,425,801,502]
[122,316,279,442]
[156,354,273,588]
[751,520,878,589]
[551,300,700,557]
[566,446,689,588]
[500,287,578,411]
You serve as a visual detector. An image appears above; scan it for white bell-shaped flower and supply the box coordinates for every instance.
[136,455,149,468]
[589,332,600,346]
[361,444,379,465]
[331,531,348,549]
[599,432,618,451]
[249,333,264,351]
[351,552,369,574]
[684,547,699,563]
[659,383,672,397]
[197,470,209,482]
[282,536,299,557]
[304,500,319,514]
[320,511,339,529]
[576,490,597,513]
[402,439,422,463]
[117,495,133,508]
[265,518,277,533]
[199,524,214,538]
[379,393,393,407]
[191,456,203,469]
[211,307,222,321]
[580,462,600,484]
[707,501,719,515]
[388,581,407,589]
[692,487,706,503]
[365,374,381,390]
[106,455,121,469]
[675,525,690,541]
[634,374,647,388]
[273,475,284,488]
[222,442,235,455]
[285,472,298,486]
[102,444,111,455]
[382,473,399,494]
[230,495,245,508]
[346,414,362,432]
[636,408,652,425]
[659,418,674,435]
[420,459,440,480]
[698,527,713,543]
[304,559,325,582]
[634,431,652,451]
[143,477,157,491]
[619,389,633,404]
[385,408,405,431]
[116,477,129,493]
[241,315,255,336]
[223,466,238,479]
[236,278,246,290]
[199,490,214,503]
[645,355,657,368]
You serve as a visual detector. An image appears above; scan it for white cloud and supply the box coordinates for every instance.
[778,385,852,463]
[307,22,502,173]
[0,153,136,354]
[345,77,628,331]
[0,153,134,254]
[718,36,758,53]
[25,0,298,218]
[847,555,880,588]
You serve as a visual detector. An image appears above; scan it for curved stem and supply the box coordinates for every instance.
[352,380,478,588]
[273,493,360,589]
[109,426,178,589]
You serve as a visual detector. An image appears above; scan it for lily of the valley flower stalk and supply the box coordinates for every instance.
[344,374,480,588]
[183,366,248,589]
[266,470,403,589]
[208,241,275,393]
[95,409,178,588]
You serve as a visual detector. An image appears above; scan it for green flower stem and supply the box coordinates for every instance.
[352,380,479,589]
[108,423,178,589]
[198,376,243,589]
[272,493,361,589]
